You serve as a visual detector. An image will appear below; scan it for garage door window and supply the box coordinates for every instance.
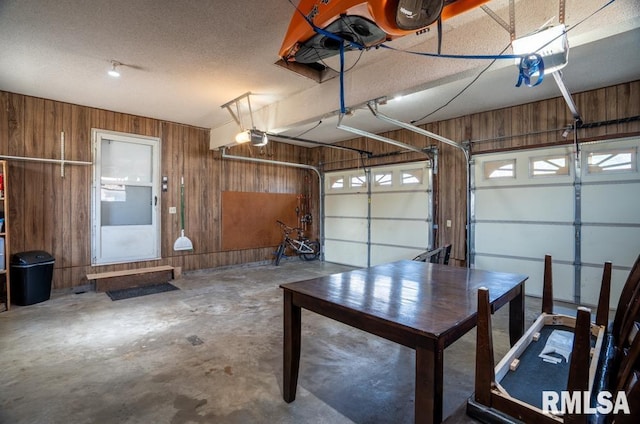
[587,149,636,174]
[329,175,345,190]
[530,155,570,177]
[401,168,423,185]
[374,172,393,186]
[351,174,367,188]
[484,159,515,179]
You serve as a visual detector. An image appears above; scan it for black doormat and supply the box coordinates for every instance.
[106,282,179,301]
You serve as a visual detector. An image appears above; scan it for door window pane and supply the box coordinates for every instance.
[101,186,152,225]
[101,139,153,183]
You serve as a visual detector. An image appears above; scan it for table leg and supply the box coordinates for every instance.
[508,283,525,346]
[415,342,443,424]
[283,290,301,402]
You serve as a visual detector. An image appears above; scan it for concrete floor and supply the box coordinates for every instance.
[0,260,546,424]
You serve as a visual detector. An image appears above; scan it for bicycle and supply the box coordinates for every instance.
[274,220,320,265]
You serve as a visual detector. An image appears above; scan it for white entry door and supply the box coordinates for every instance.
[91,129,161,265]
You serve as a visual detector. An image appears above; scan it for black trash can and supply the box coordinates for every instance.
[10,251,55,306]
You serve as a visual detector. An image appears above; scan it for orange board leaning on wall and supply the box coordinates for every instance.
[221,192,301,251]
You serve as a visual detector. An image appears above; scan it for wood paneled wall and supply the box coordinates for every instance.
[1,81,637,288]
[0,91,315,289]
[313,80,640,265]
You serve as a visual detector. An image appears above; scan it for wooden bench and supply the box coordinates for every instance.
[468,253,640,424]
[413,243,452,265]
[87,265,176,292]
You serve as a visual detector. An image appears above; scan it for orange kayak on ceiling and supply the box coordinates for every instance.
[279,0,490,64]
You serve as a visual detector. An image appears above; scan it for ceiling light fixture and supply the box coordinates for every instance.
[108,61,121,78]
[235,129,268,146]
[221,92,269,147]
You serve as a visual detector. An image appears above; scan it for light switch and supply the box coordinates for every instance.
[162,176,169,192]
[446,220,452,228]
[169,207,177,214]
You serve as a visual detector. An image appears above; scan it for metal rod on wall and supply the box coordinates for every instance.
[0,132,92,177]
[0,155,91,166]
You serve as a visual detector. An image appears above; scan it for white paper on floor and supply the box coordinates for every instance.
[539,329,574,364]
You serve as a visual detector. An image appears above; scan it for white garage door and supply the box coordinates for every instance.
[324,162,432,268]
[471,137,640,308]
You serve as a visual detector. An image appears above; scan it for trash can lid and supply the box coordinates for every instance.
[11,250,55,266]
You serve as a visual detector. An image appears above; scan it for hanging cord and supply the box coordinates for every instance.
[318,48,364,74]
[412,43,511,124]
[292,120,323,138]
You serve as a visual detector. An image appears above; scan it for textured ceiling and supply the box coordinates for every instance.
[1,0,638,148]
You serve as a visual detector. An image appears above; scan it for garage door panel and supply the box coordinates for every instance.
[474,186,573,221]
[371,245,425,267]
[580,266,631,310]
[475,223,574,261]
[474,256,574,301]
[324,240,368,267]
[541,262,574,302]
[582,182,640,223]
[370,220,429,248]
[325,194,367,217]
[581,226,640,266]
[371,192,429,218]
[324,217,368,243]
[580,266,603,308]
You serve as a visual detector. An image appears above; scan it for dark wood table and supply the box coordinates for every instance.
[280,260,527,424]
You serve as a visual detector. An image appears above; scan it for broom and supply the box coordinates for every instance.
[173,176,193,251]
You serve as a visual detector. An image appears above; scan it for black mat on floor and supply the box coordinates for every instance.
[106,282,179,301]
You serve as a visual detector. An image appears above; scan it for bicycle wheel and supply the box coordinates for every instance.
[274,243,285,266]
[300,240,320,261]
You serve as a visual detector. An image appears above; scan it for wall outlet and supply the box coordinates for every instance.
[169,207,177,214]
